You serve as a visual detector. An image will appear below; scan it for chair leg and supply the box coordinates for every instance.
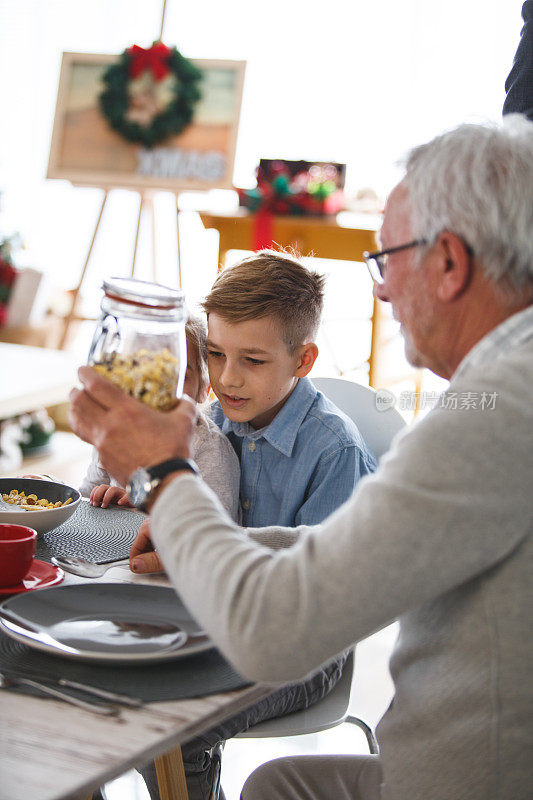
[345,715,380,755]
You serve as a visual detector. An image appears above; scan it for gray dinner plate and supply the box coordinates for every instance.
[0,583,212,664]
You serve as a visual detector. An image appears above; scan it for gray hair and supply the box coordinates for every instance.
[403,115,533,294]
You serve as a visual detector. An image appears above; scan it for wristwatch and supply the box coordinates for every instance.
[126,457,199,512]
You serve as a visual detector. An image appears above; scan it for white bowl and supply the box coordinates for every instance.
[0,478,81,536]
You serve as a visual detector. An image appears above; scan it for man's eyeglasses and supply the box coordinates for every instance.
[363,239,428,284]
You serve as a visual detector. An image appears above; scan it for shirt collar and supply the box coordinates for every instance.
[453,304,533,381]
[219,377,318,457]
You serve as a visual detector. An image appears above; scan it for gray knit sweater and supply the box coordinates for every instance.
[152,311,533,800]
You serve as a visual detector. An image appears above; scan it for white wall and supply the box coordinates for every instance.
[0,0,525,306]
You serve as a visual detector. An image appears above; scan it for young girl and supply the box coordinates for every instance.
[79,315,240,520]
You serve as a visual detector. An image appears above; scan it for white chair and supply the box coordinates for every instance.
[236,377,406,754]
[312,377,406,461]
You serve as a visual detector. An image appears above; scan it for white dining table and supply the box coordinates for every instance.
[0,342,79,420]
[0,564,271,800]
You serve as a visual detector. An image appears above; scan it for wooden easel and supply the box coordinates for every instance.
[57,187,183,350]
[57,0,184,350]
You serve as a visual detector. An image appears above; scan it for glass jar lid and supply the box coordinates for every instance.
[102,277,184,310]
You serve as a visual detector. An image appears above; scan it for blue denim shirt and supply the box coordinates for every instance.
[210,376,377,527]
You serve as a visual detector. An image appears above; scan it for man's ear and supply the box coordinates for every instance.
[433,232,473,302]
[295,343,319,377]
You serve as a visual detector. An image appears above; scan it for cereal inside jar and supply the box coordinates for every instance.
[88,278,187,411]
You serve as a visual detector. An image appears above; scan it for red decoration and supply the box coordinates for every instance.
[237,160,346,250]
[0,260,17,288]
[0,253,18,328]
[127,42,172,82]
[253,209,275,251]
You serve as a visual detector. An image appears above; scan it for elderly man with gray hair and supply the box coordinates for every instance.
[70,116,533,800]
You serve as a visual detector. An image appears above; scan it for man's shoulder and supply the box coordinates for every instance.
[449,338,533,413]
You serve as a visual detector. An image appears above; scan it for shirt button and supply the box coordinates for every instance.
[242,499,251,510]
[248,441,256,452]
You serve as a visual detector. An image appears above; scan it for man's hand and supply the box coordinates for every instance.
[129,518,165,574]
[89,484,134,508]
[69,367,197,486]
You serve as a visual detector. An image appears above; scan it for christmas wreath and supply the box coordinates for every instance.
[99,42,202,148]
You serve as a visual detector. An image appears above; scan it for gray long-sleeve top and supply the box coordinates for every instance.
[151,313,533,800]
[80,409,240,521]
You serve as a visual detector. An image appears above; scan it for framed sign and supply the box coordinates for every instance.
[47,52,246,191]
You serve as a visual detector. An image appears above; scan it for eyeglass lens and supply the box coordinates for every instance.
[366,255,386,284]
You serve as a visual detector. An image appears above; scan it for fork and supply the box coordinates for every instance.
[0,666,143,707]
[51,555,130,578]
[0,671,119,715]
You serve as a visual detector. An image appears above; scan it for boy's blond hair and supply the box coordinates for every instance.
[186,314,209,395]
[202,250,325,352]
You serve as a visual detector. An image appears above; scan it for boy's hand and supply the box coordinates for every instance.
[90,484,134,509]
[129,519,166,574]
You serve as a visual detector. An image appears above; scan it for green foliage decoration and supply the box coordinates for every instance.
[99,44,202,149]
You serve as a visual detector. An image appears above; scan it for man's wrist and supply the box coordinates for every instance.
[126,458,200,512]
[144,470,195,512]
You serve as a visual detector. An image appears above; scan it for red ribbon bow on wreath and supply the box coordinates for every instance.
[127,42,172,81]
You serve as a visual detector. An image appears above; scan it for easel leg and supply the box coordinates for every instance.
[57,191,108,350]
[131,194,144,278]
[149,194,157,282]
[155,746,189,800]
[175,195,182,289]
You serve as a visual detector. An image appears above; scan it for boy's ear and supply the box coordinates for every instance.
[295,342,319,377]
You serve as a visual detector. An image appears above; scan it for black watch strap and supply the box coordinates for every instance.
[126,458,200,512]
[148,457,200,479]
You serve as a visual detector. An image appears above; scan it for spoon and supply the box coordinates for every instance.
[51,555,131,578]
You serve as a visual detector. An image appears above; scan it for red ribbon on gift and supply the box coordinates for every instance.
[127,42,172,81]
[253,208,275,251]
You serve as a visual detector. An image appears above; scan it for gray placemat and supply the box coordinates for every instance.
[36,501,145,563]
[6,505,251,702]
[0,630,249,702]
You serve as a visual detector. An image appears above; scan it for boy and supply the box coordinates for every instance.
[204,249,377,527]
[80,315,240,521]
[137,251,376,800]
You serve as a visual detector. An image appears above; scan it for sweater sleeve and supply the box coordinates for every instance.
[192,413,241,521]
[151,361,532,683]
[78,447,113,497]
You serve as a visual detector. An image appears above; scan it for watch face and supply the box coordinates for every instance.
[127,468,153,509]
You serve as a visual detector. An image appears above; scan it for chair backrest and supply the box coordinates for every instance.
[312,377,406,459]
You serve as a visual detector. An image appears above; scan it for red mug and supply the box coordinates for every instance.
[0,524,38,587]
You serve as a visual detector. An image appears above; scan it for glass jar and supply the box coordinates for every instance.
[88,277,187,411]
